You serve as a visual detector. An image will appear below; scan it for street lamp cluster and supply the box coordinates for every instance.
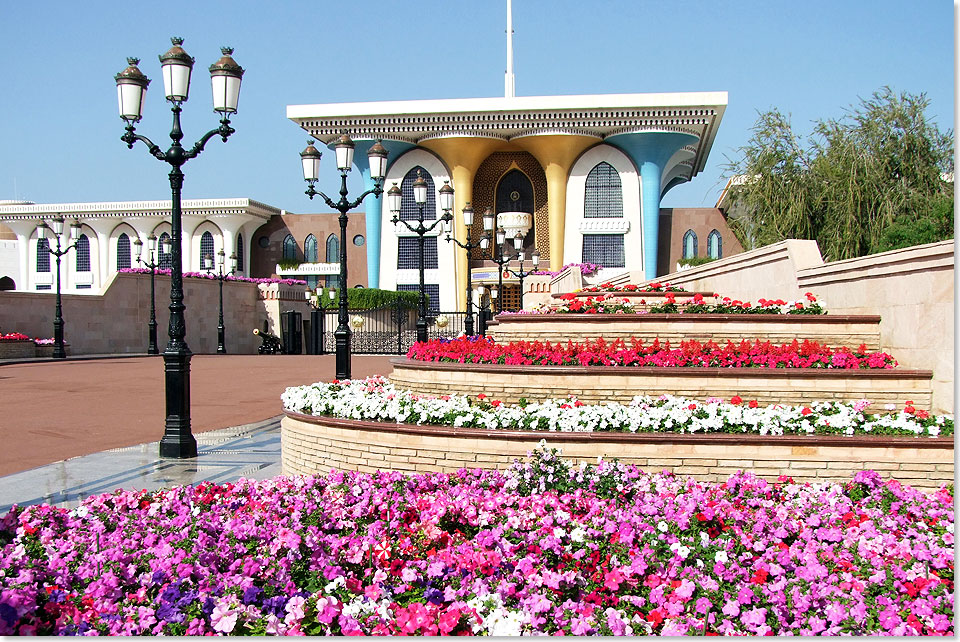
[203,249,238,354]
[132,234,171,355]
[445,204,495,336]
[299,135,388,380]
[36,216,82,359]
[387,171,456,343]
[115,37,244,459]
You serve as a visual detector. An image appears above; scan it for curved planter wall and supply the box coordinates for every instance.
[487,313,883,351]
[281,412,954,492]
[388,358,933,412]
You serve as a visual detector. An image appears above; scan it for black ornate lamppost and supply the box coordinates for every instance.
[504,232,541,311]
[387,172,455,343]
[115,38,245,459]
[299,136,389,380]
[133,234,169,355]
[36,216,81,359]
[444,204,494,336]
[489,225,511,313]
[306,287,336,354]
[203,249,237,354]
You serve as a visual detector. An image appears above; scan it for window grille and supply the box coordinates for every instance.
[159,233,172,270]
[397,283,440,312]
[282,234,297,261]
[235,234,244,274]
[75,235,91,272]
[397,236,438,269]
[582,234,625,268]
[36,238,50,273]
[306,275,319,290]
[324,275,340,290]
[326,234,339,263]
[584,162,623,218]
[682,230,698,259]
[707,229,722,259]
[200,231,215,264]
[399,166,436,221]
[117,233,131,270]
[304,234,318,263]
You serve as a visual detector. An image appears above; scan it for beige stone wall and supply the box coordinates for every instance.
[487,314,883,351]
[796,241,954,416]
[628,240,954,415]
[0,272,311,355]
[281,414,954,492]
[388,360,933,412]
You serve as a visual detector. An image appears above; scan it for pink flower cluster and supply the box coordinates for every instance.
[407,336,898,369]
[0,459,952,635]
[117,268,307,286]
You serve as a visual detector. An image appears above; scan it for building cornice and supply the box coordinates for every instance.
[0,198,282,222]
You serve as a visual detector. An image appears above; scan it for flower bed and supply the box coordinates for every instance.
[578,281,688,294]
[537,291,826,315]
[282,377,950,437]
[407,336,896,370]
[118,268,307,286]
[0,451,953,635]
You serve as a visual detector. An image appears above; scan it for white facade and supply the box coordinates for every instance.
[0,198,279,294]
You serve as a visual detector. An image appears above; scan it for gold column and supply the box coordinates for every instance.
[512,135,598,271]
[420,137,504,309]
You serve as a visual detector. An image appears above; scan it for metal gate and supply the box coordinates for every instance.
[313,299,472,355]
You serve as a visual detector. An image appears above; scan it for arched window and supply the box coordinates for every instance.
[235,234,244,274]
[117,233,131,270]
[399,166,436,221]
[304,234,318,263]
[707,229,722,259]
[325,234,339,263]
[584,162,623,218]
[200,231,215,265]
[75,235,91,272]
[682,230,698,259]
[282,234,297,261]
[159,233,172,270]
[36,238,51,273]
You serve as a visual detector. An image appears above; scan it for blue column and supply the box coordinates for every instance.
[334,139,414,289]
[606,132,698,280]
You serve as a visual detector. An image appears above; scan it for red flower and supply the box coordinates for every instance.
[730,395,743,405]
[748,400,758,408]
[477,393,487,400]
[750,568,769,584]
[801,407,813,416]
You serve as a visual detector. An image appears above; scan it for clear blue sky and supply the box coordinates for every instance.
[1,1,954,212]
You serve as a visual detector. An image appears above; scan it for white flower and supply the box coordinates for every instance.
[714,550,729,564]
[657,521,668,533]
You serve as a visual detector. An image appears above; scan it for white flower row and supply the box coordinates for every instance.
[281,376,951,438]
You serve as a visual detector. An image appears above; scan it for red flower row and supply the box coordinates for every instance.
[407,336,897,369]
[0,332,30,341]
[580,281,687,293]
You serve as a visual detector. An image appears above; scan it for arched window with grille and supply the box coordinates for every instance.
[326,234,339,263]
[682,230,698,259]
[75,235,91,272]
[304,234,318,263]
[235,234,244,274]
[282,234,297,261]
[200,231,215,265]
[37,238,51,273]
[399,167,436,221]
[584,162,623,218]
[117,233,131,270]
[707,229,722,259]
[159,233,172,270]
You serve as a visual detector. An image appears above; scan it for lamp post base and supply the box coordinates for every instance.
[159,349,197,458]
[334,326,351,381]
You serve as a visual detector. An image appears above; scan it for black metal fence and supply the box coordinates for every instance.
[302,300,475,355]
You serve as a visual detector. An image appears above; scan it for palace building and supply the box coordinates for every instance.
[286,91,734,311]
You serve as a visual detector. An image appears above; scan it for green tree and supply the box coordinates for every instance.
[724,87,953,260]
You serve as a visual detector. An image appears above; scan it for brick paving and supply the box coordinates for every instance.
[0,354,394,477]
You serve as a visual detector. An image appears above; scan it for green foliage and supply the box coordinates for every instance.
[277,258,302,270]
[725,87,954,261]
[677,256,716,267]
[317,287,422,310]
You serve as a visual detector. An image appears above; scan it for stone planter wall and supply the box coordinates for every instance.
[0,340,37,359]
[281,413,954,492]
[388,358,933,412]
[487,313,884,352]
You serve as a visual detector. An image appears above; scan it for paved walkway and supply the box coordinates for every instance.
[0,354,395,511]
